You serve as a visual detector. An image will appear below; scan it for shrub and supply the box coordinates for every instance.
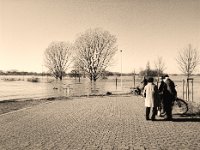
[27,78,39,82]
[106,91,112,95]
[2,78,23,81]
[139,69,158,77]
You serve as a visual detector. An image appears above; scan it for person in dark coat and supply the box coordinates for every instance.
[141,76,148,87]
[162,75,177,120]
[158,76,165,116]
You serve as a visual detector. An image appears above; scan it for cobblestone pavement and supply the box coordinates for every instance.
[0,95,200,150]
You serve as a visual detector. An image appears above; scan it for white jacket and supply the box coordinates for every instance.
[143,83,159,107]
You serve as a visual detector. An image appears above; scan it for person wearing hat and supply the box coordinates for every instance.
[143,77,159,121]
[162,74,177,120]
[157,76,165,116]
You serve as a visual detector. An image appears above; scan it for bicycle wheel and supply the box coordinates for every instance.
[172,98,188,114]
[132,88,140,96]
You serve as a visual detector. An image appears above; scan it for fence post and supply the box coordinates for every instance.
[186,79,188,101]
[187,78,190,101]
[183,79,185,99]
[116,77,118,90]
[192,79,193,102]
[186,78,194,101]
[133,71,135,88]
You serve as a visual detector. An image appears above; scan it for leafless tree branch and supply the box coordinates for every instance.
[176,44,200,78]
[44,41,72,80]
[74,28,118,81]
[154,56,166,76]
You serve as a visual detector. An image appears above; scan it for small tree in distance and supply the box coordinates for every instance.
[44,41,72,80]
[176,44,200,78]
[154,56,166,77]
[139,61,157,77]
[154,56,166,85]
[145,61,151,76]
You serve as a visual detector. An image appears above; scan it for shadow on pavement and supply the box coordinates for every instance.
[172,118,200,122]
[151,118,200,122]
[170,114,200,122]
[153,114,200,122]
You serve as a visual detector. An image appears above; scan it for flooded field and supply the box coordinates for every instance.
[0,75,200,103]
[0,75,136,101]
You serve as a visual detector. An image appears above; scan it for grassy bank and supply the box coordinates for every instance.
[0,97,62,115]
[0,99,47,115]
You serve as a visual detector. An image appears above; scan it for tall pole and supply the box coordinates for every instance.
[78,65,80,83]
[120,50,122,89]
[192,79,193,102]
[116,77,118,90]
[183,79,185,99]
[186,83,188,101]
[188,78,190,101]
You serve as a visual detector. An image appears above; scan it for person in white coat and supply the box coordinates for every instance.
[143,77,159,121]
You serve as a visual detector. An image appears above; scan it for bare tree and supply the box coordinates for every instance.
[176,44,200,78]
[139,61,157,77]
[154,56,166,77]
[44,41,72,80]
[145,61,151,76]
[74,28,118,82]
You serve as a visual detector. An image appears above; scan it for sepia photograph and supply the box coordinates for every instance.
[0,0,200,149]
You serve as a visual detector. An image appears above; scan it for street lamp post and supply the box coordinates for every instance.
[133,70,135,88]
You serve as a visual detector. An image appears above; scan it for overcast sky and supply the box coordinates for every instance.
[0,0,200,74]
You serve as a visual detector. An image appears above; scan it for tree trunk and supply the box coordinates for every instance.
[90,75,93,82]
[59,75,62,80]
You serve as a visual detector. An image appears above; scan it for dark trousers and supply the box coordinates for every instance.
[158,94,163,112]
[146,107,157,120]
[163,100,173,119]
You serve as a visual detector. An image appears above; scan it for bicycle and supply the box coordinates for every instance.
[159,97,188,117]
[172,97,188,114]
[131,87,142,96]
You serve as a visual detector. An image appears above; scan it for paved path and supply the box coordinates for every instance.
[0,95,200,150]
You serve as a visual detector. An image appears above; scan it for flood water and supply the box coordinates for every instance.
[0,75,200,103]
[0,75,138,101]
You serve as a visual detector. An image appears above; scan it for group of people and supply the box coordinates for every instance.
[142,75,177,121]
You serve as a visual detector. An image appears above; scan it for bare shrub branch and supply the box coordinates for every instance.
[176,44,200,78]
[44,41,72,80]
[154,56,166,76]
